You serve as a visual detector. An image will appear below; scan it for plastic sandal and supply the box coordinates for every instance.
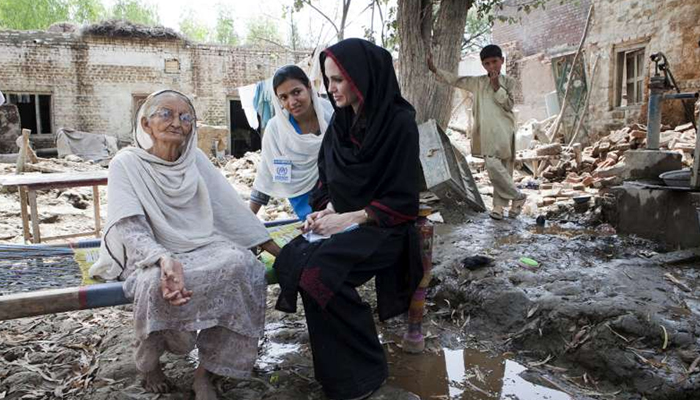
[509,194,527,218]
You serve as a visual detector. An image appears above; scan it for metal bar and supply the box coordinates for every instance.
[663,92,700,101]
[646,76,664,150]
[263,218,301,228]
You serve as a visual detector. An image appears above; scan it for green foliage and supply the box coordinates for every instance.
[214,4,239,45]
[0,0,70,30]
[110,0,159,26]
[363,0,397,51]
[179,10,210,43]
[245,17,282,47]
[462,7,491,53]
[69,0,106,24]
[0,0,163,30]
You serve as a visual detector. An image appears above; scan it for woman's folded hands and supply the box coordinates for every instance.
[159,255,193,306]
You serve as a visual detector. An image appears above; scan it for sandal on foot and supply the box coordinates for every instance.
[509,194,527,218]
[489,209,504,220]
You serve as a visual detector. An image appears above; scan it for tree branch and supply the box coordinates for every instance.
[461,26,490,50]
[300,0,339,35]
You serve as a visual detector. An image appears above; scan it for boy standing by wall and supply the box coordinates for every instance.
[428,44,526,220]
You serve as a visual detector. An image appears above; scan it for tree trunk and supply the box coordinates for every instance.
[397,0,471,127]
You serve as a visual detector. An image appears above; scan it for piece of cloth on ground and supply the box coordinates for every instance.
[484,156,521,209]
[56,128,118,162]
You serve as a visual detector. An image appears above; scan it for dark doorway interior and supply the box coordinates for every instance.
[7,93,52,134]
[229,100,261,157]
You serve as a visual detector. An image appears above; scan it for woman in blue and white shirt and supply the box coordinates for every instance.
[249,65,333,220]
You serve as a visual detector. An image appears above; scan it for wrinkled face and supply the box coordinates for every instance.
[324,56,360,110]
[141,94,194,147]
[275,79,313,119]
[481,56,504,75]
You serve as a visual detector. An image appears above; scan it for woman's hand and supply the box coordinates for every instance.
[159,256,193,306]
[311,210,366,236]
[260,239,281,257]
[302,207,336,233]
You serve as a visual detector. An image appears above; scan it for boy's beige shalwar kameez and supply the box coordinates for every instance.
[435,69,522,210]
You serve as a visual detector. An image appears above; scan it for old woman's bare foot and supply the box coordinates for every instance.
[142,364,170,393]
[193,365,218,400]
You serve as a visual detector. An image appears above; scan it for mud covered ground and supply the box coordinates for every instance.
[1,152,699,399]
[2,205,700,399]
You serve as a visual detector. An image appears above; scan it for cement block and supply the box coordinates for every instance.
[623,150,682,181]
[610,183,700,248]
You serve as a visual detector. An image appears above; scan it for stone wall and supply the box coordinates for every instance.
[585,0,700,136]
[0,30,298,143]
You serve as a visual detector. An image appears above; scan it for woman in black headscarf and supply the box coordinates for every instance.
[272,38,423,399]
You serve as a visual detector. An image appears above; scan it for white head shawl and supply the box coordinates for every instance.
[90,90,270,280]
[252,85,333,199]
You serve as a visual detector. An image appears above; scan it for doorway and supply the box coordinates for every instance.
[229,99,261,157]
[6,93,52,134]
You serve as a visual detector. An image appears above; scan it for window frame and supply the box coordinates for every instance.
[613,40,649,109]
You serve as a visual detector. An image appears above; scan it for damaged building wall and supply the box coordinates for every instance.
[492,0,700,138]
[0,29,296,143]
[585,0,700,135]
[492,0,591,123]
[493,0,592,58]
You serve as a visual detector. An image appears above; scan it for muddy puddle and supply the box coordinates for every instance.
[386,345,571,400]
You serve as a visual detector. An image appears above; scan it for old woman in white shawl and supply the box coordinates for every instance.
[90,90,280,400]
[249,65,333,220]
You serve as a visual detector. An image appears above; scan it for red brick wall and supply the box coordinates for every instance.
[492,0,592,56]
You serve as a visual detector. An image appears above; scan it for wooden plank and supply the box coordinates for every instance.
[19,187,31,243]
[0,171,108,188]
[34,94,42,135]
[27,189,41,243]
[0,286,80,320]
[15,128,30,174]
[92,185,101,238]
[41,231,102,242]
[690,112,700,188]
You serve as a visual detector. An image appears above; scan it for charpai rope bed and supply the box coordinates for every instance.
[0,218,433,354]
[0,220,303,320]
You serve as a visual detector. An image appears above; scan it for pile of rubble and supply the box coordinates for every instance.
[516,122,696,207]
[221,152,295,221]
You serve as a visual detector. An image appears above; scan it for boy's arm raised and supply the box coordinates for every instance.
[493,75,515,112]
[427,53,477,92]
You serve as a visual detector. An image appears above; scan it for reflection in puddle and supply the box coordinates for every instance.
[257,323,302,371]
[387,346,571,400]
[257,342,301,370]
